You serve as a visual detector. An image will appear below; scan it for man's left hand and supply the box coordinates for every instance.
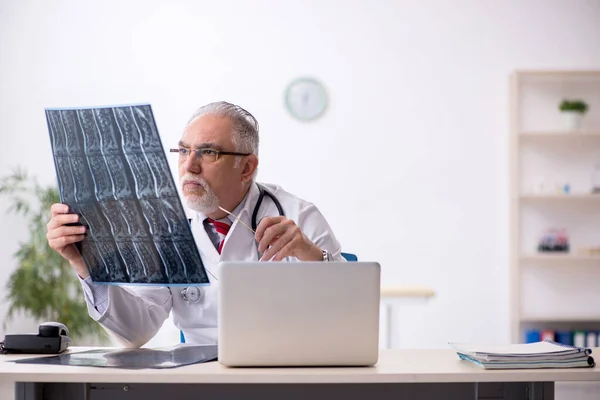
[255,216,322,261]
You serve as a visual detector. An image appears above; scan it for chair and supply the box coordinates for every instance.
[341,252,358,261]
[180,251,358,343]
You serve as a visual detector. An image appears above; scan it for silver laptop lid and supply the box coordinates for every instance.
[218,261,380,367]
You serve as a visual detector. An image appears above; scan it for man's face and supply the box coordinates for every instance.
[178,115,245,215]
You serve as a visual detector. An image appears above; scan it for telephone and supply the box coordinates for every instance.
[1,322,72,354]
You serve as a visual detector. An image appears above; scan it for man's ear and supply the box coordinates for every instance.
[241,155,258,183]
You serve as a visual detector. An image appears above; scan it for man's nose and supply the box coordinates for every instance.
[183,153,202,173]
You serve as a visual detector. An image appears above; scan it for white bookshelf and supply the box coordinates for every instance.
[520,131,600,139]
[520,194,600,201]
[520,254,600,263]
[510,70,600,343]
[520,316,600,323]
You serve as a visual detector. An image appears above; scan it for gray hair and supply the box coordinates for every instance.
[187,101,259,158]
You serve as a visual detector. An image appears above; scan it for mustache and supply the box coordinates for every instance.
[180,174,207,187]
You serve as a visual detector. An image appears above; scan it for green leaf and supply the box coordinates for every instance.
[0,168,108,344]
[559,99,589,113]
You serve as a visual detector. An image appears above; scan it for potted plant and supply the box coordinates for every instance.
[0,168,107,344]
[559,99,589,131]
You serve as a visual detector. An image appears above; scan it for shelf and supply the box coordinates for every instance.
[515,70,600,84]
[515,70,600,77]
[520,254,600,263]
[520,316,600,323]
[519,194,600,202]
[519,131,600,139]
[510,70,600,343]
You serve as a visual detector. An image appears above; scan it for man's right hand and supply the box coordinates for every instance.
[46,203,89,278]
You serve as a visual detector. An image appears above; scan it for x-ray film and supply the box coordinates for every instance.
[45,104,209,286]
[13,344,218,369]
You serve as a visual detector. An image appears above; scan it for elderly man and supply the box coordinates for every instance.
[46,101,345,347]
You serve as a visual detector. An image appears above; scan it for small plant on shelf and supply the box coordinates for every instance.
[559,99,589,131]
[559,99,589,114]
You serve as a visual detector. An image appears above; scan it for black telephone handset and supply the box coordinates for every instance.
[38,322,70,338]
[1,322,72,354]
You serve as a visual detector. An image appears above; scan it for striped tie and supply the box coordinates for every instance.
[207,218,231,254]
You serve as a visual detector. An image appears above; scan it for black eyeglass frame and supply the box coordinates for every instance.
[169,147,251,161]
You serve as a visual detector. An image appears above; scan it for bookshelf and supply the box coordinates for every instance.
[520,316,600,323]
[520,254,600,263]
[520,131,600,139]
[510,70,600,344]
[519,194,600,202]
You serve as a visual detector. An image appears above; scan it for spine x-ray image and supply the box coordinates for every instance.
[45,104,209,286]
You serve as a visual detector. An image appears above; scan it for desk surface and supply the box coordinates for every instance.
[1,348,598,384]
[380,285,435,298]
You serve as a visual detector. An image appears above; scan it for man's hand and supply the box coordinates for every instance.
[255,216,322,261]
[46,203,89,278]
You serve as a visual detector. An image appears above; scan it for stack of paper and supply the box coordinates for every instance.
[449,340,595,369]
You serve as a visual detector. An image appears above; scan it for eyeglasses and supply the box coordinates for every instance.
[170,147,251,163]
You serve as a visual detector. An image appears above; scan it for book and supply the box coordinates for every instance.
[449,340,595,369]
[587,332,597,348]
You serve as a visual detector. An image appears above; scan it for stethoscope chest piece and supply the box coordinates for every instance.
[181,286,202,303]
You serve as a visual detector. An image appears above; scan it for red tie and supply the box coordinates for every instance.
[207,218,231,254]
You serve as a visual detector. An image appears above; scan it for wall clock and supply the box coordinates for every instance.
[284,77,328,121]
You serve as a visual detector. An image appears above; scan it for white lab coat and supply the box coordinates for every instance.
[84,182,345,348]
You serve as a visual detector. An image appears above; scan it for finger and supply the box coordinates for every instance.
[272,238,299,261]
[258,224,286,253]
[46,225,87,240]
[255,216,286,241]
[48,235,85,250]
[47,213,80,230]
[51,203,70,216]
[258,221,291,253]
[260,229,296,261]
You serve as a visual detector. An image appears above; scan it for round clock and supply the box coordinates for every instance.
[284,77,328,121]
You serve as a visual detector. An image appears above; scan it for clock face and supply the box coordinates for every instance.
[284,77,328,121]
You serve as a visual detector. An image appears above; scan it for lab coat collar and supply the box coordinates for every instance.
[225,182,260,235]
[219,182,261,259]
[184,183,260,264]
[225,185,252,226]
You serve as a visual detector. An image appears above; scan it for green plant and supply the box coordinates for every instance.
[559,99,589,114]
[0,168,107,343]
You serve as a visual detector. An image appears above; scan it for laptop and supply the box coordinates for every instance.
[217,261,381,367]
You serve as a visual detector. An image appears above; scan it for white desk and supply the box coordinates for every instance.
[1,347,598,400]
[380,285,435,348]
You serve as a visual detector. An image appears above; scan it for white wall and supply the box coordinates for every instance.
[1,0,599,348]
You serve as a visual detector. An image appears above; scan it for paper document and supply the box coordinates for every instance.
[449,340,595,369]
[45,104,209,286]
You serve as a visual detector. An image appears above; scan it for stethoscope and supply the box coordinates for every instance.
[181,184,284,304]
[251,184,284,231]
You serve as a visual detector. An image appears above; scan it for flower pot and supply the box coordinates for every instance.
[561,111,583,131]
